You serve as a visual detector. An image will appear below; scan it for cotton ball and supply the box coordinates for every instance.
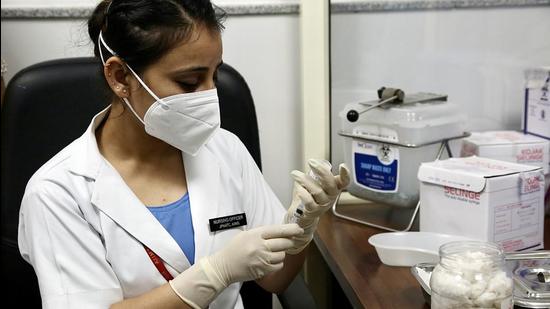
[473,270,512,308]
[431,265,471,303]
[473,290,497,308]
[486,271,513,299]
[446,251,490,278]
[459,251,492,275]
[467,273,491,300]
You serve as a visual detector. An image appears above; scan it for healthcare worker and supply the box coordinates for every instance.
[18,0,350,308]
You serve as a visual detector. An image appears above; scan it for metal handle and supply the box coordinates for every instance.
[346,95,400,122]
[505,250,550,261]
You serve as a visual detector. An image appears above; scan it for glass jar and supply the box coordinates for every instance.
[430,241,513,309]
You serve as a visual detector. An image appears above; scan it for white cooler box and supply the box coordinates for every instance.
[461,130,550,213]
[418,156,545,252]
[461,131,549,173]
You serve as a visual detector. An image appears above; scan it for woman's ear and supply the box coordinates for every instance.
[104,57,130,98]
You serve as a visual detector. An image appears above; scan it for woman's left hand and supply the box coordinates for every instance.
[283,159,350,254]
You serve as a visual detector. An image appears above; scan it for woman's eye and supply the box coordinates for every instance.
[177,81,199,90]
[178,82,197,87]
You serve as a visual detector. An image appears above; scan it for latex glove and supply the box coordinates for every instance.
[169,224,303,308]
[284,159,350,254]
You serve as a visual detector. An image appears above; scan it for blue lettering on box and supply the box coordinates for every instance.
[354,152,398,191]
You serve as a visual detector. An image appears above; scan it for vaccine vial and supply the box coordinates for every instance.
[289,205,305,224]
[308,160,332,182]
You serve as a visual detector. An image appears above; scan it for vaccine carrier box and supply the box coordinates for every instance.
[461,130,550,214]
[418,156,545,252]
[461,131,549,175]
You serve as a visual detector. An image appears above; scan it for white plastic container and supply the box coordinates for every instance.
[368,232,472,266]
[339,99,467,208]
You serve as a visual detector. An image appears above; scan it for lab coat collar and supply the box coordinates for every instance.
[68,107,221,272]
[68,106,110,179]
[92,158,192,272]
[182,150,220,261]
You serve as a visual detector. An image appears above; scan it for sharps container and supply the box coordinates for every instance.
[339,92,467,208]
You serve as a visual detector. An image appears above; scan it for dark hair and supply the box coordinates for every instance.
[88,0,225,74]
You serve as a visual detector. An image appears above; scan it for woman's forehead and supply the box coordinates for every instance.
[155,26,223,72]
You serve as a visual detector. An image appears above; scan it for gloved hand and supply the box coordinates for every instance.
[284,159,350,254]
[169,224,303,308]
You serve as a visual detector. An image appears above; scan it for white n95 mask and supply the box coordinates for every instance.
[98,31,220,156]
[125,89,220,156]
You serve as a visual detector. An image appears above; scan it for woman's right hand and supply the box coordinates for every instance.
[168,224,303,308]
[202,224,304,287]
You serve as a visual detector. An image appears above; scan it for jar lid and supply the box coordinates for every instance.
[513,265,550,308]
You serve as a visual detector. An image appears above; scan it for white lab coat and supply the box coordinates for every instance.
[18,108,286,309]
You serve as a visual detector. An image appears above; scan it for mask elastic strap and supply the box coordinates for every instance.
[121,98,146,125]
[98,31,115,65]
[98,31,157,125]
[99,31,165,106]
[123,65,165,105]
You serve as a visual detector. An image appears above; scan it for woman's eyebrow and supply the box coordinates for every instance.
[172,61,224,75]
[172,66,208,74]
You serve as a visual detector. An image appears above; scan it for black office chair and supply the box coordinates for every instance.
[0,57,316,308]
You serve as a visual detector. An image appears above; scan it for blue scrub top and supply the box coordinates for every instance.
[147,193,195,264]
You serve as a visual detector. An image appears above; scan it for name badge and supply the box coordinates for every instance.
[209,213,247,232]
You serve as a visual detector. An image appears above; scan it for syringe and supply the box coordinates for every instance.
[290,160,332,224]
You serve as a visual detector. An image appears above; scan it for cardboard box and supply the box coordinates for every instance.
[523,67,550,140]
[418,156,545,252]
[461,131,549,174]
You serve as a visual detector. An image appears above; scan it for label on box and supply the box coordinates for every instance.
[443,186,481,205]
[353,140,399,192]
[351,127,399,143]
[524,74,550,139]
[519,171,544,195]
[493,197,541,251]
[516,145,545,165]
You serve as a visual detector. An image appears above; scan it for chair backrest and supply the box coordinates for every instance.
[0,57,268,307]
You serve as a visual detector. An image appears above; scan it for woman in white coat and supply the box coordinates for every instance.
[18,1,350,308]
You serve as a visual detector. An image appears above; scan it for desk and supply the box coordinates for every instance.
[313,212,550,309]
